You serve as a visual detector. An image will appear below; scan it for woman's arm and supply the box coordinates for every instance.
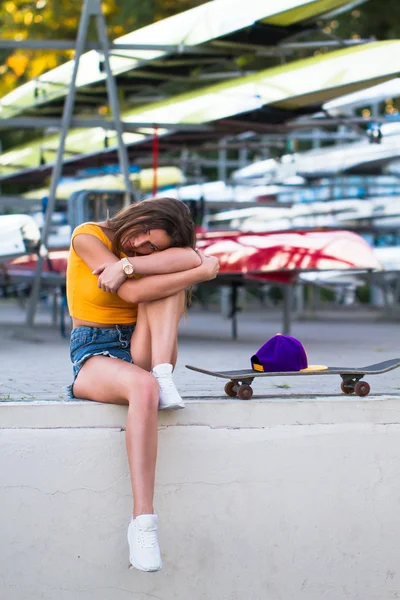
[73,233,119,271]
[126,247,201,275]
[72,233,217,302]
[93,246,202,292]
[73,234,202,294]
[117,252,219,304]
[75,234,200,273]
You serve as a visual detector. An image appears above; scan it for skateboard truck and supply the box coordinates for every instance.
[224,377,255,400]
[340,374,370,397]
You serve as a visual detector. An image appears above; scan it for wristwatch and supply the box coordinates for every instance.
[121,257,135,278]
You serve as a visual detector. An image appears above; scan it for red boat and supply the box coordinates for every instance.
[4,228,381,284]
[196,229,380,284]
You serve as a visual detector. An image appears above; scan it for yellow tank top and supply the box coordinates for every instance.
[66,222,138,324]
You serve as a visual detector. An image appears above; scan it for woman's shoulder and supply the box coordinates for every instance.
[71,222,108,242]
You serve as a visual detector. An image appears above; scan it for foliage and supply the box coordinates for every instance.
[335,0,400,40]
[0,0,207,96]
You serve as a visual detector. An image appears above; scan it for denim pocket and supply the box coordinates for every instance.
[69,327,92,354]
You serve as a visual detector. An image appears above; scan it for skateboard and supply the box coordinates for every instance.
[186,359,400,399]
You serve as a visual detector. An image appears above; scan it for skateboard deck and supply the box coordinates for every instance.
[186,358,400,399]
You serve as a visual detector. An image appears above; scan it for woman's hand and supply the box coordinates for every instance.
[92,260,127,293]
[196,250,220,280]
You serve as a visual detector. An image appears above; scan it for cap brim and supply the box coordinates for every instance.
[299,365,328,372]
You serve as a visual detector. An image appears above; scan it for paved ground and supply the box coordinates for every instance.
[1,298,400,402]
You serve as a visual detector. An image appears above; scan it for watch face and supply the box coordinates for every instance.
[125,264,134,275]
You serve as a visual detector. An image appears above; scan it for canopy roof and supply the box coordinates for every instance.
[0,0,366,120]
[1,40,399,185]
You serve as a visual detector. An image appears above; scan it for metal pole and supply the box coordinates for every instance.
[230,283,238,340]
[0,39,231,54]
[152,126,159,196]
[94,0,136,202]
[282,285,292,336]
[238,146,248,168]
[218,138,227,183]
[26,0,94,326]
[0,116,209,131]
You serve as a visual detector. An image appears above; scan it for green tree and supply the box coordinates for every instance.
[336,0,400,40]
[0,0,207,96]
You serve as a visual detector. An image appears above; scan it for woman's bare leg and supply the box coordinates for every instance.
[72,356,159,516]
[128,303,152,371]
[130,289,184,369]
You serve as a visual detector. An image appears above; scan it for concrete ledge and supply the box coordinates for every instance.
[1,400,400,599]
[1,396,400,429]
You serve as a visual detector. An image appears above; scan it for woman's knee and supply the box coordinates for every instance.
[142,288,185,309]
[160,289,186,311]
[127,370,159,409]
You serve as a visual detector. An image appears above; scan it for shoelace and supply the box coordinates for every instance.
[137,527,158,548]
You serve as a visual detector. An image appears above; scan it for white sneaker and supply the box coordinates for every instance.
[128,514,162,572]
[152,363,185,410]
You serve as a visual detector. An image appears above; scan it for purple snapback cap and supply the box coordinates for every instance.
[251,334,308,373]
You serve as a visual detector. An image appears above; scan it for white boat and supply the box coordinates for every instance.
[0,214,41,263]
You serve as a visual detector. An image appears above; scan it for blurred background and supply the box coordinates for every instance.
[0,0,400,337]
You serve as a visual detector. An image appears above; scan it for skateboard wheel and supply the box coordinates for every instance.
[341,381,354,395]
[354,381,371,397]
[237,384,253,400]
[224,381,237,397]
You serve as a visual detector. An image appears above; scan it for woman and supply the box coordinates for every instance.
[66,196,219,572]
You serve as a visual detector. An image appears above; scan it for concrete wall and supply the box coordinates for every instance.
[1,398,400,600]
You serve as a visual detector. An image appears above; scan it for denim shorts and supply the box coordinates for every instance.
[67,325,135,399]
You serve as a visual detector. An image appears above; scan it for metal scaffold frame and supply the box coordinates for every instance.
[25,0,136,327]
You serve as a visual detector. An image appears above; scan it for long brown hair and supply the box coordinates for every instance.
[106,196,196,256]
